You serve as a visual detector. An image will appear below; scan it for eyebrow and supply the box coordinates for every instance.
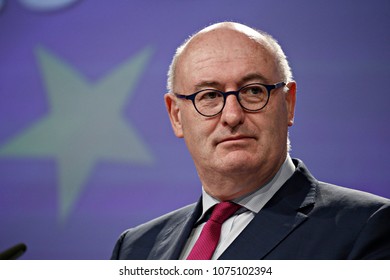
[240,73,270,84]
[193,81,222,92]
[193,73,271,92]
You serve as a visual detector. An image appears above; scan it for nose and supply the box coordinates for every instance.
[220,94,245,128]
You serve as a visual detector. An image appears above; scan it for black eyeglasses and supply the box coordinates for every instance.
[174,82,286,117]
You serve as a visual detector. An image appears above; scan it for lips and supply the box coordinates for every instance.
[217,135,255,145]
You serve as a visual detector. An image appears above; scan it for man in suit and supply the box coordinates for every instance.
[111,22,390,259]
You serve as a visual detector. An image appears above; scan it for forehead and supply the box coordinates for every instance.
[176,28,279,90]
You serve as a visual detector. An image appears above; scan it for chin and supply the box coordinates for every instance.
[218,154,260,173]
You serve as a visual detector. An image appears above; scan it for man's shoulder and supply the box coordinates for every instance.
[119,202,198,240]
[291,158,390,212]
[111,202,199,259]
[316,181,390,209]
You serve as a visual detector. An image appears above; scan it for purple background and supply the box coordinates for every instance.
[0,0,389,259]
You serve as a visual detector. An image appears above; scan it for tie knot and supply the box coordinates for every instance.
[209,201,241,224]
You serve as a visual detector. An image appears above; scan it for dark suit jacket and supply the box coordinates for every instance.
[111,159,390,259]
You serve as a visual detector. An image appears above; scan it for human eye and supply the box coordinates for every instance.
[241,84,265,95]
[240,84,267,105]
[198,90,221,100]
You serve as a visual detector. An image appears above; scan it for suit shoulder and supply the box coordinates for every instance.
[316,181,390,210]
[111,202,198,259]
[291,158,389,210]
[119,202,197,241]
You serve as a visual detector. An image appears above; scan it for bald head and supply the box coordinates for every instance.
[167,22,292,92]
[164,22,297,199]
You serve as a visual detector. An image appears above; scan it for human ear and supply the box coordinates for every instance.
[164,93,184,138]
[285,82,297,127]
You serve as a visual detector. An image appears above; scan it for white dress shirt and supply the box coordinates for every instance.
[179,155,296,260]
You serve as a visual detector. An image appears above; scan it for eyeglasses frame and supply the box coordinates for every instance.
[173,82,286,117]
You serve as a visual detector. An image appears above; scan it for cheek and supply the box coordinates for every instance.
[269,94,289,124]
[180,112,213,154]
[256,101,289,144]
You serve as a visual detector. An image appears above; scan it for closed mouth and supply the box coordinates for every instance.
[217,135,255,145]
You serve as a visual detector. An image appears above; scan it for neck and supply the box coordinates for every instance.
[198,155,287,201]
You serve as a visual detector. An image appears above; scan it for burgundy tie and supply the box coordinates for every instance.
[187,201,241,260]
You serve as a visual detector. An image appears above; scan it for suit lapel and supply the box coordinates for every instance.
[148,199,203,259]
[219,160,317,259]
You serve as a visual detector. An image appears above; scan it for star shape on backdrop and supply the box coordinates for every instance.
[0,45,155,223]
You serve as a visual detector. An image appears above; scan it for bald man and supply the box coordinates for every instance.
[111,22,390,260]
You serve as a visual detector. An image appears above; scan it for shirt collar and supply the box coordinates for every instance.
[200,154,296,218]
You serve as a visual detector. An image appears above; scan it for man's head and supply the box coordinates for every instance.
[164,22,296,200]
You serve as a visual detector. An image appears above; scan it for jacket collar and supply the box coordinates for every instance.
[148,159,317,260]
[219,159,317,259]
[148,198,203,259]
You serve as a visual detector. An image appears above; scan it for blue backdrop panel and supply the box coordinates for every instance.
[0,0,389,259]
